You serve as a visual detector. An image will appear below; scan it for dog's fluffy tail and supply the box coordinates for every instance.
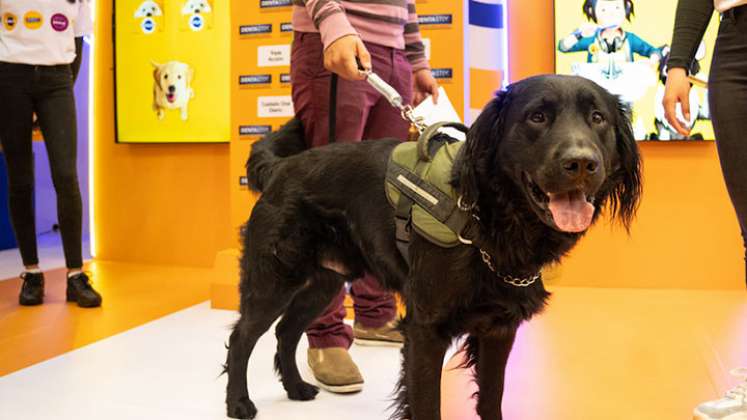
[246,118,307,192]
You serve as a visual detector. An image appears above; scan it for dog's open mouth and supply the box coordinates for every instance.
[524,173,595,233]
[166,93,176,103]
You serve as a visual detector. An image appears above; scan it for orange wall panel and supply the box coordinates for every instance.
[93,0,233,267]
[92,0,744,287]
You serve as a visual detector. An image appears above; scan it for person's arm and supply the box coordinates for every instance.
[405,0,438,105]
[663,0,714,136]
[302,0,370,80]
[404,1,428,72]
[668,0,714,70]
[71,0,93,84]
[71,37,83,84]
[303,0,357,51]
[558,35,595,53]
[558,24,598,52]
[627,34,661,59]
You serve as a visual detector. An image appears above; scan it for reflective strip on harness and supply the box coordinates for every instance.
[396,175,438,205]
[386,161,459,223]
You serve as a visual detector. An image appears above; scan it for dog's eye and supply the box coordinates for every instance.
[178,75,182,79]
[529,112,547,124]
[164,74,168,80]
[591,111,605,124]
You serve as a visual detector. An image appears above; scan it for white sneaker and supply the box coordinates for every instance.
[694,368,747,420]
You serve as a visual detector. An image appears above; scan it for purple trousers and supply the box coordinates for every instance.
[290,31,413,349]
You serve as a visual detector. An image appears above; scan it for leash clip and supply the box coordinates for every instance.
[364,70,428,133]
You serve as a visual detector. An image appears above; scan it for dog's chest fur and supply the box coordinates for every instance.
[406,235,556,338]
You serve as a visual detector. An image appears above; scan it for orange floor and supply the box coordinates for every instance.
[442,287,747,419]
[2,260,747,419]
[0,260,211,376]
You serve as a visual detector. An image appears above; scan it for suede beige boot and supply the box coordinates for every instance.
[353,319,403,347]
[307,347,364,394]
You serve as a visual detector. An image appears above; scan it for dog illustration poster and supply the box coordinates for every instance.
[179,0,214,32]
[132,0,163,34]
[554,0,719,140]
[115,0,229,143]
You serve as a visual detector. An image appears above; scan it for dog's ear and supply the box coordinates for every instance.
[608,99,642,232]
[151,61,163,82]
[458,88,511,206]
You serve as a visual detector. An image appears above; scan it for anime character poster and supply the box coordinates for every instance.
[554,0,719,141]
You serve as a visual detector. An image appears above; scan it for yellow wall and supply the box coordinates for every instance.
[508,0,744,289]
[93,0,233,267]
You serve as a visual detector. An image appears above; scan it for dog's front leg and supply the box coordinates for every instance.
[403,322,450,420]
[473,328,517,420]
[181,103,188,121]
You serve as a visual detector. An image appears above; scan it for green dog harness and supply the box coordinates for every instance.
[385,122,476,254]
[384,121,542,288]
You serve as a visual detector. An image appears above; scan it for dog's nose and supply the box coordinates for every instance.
[168,85,176,93]
[195,8,201,13]
[560,150,600,180]
[146,12,152,17]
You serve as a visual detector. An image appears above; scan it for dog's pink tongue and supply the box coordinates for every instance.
[167,94,175,103]
[548,190,594,233]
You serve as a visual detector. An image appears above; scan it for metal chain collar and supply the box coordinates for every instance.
[479,249,541,287]
[462,197,541,288]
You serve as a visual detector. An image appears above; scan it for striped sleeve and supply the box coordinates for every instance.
[404,0,429,71]
[303,0,359,50]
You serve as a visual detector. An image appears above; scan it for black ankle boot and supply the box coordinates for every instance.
[19,272,45,306]
[66,272,102,308]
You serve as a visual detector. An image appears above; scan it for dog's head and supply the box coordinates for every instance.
[182,0,212,15]
[152,61,193,105]
[460,74,641,234]
[134,1,162,18]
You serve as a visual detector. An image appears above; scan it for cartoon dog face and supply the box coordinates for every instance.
[181,0,212,15]
[152,61,194,120]
[134,0,162,18]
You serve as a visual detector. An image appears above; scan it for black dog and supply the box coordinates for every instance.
[224,74,642,420]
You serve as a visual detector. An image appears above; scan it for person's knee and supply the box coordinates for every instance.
[51,173,80,195]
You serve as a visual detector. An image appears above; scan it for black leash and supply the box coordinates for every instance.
[329,72,338,144]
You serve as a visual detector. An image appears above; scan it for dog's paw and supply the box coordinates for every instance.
[226,396,257,419]
[286,381,319,401]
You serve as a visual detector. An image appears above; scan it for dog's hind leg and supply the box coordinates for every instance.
[225,255,301,420]
[225,297,287,420]
[274,269,347,401]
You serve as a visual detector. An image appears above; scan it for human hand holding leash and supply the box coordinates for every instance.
[324,35,372,81]
[413,69,439,105]
[663,67,692,136]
